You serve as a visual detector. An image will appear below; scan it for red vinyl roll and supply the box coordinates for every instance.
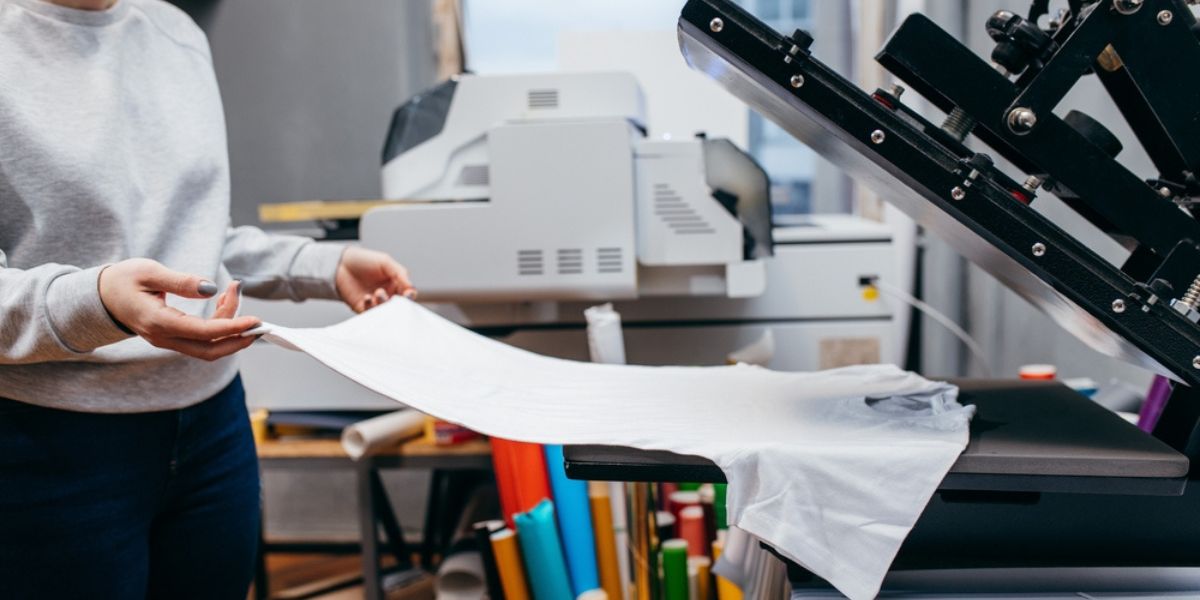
[678,505,707,557]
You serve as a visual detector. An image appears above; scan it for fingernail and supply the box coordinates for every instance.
[403,289,417,299]
[198,280,218,297]
[235,279,244,293]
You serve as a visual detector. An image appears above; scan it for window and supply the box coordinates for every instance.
[463,0,834,215]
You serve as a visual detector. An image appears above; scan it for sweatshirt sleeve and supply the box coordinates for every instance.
[222,226,346,301]
[0,248,132,365]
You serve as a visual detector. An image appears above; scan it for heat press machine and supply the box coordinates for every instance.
[567,0,1200,594]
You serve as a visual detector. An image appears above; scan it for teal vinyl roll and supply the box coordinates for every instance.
[514,499,574,600]
[544,444,600,595]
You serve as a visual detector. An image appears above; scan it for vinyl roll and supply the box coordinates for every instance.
[713,484,728,531]
[491,438,553,526]
[588,482,624,600]
[667,490,700,521]
[514,500,573,600]
[545,445,600,595]
[688,556,711,600]
[473,520,507,600]
[661,539,689,600]
[699,485,717,551]
[711,539,741,600]
[655,511,676,545]
[627,482,656,600]
[340,409,425,459]
[607,482,630,600]
[678,506,706,557]
[490,529,531,600]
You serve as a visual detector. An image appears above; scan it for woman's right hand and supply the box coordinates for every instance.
[98,258,262,361]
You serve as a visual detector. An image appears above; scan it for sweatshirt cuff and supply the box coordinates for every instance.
[287,242,346,301]
[45,266,134,354]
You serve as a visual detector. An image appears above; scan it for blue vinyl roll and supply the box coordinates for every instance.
[544,444,600,595]
[514,499,574,600]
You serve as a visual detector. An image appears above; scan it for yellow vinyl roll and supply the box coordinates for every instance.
[589,482,625,600]
[712,539,742,600]
[490,529,531,600]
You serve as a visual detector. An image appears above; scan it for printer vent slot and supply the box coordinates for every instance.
[653,183,715,235]
[597,247,623,274]
[455,164,490,186]
[556,248,583,275]
[517,250,543,276]
[527,89,559,109]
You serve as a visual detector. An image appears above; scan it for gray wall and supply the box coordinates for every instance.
[174,0,437,228]
[170,0,439,540]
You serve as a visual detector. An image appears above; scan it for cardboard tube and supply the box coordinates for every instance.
[340,409,424,460]
[490,529,530,600]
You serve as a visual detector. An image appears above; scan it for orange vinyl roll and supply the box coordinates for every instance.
[490,528,531,600]
[589,482,624,600]
[509,440,552,513]
[490,438,553,526]
[489,438,521,527]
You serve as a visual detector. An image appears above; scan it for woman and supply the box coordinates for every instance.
[0,0,414,597]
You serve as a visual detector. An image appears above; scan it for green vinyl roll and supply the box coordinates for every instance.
[661,538,689,600]
[714,483,728,530]
[514,499,573,600]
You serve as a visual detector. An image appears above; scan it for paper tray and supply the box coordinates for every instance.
[564,380,1189,496]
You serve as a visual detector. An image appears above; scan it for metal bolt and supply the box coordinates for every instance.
[1112,299,1127,313]
[1032,242,1046,257]
[1007,107,1038,134]
[1158,9,1173,25]
[951,186,966,201]
[1024,175,1044,191]
[1193,355,1200,369]
[710,17,724,32]
[870,130,886,144]
[1114,0,1144,14]
[941,107,976,142]
[1159,186,1172,197]
[888,84,905,99]
[790,74,805,88]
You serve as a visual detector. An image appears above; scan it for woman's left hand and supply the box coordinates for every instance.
[335,247,417,313]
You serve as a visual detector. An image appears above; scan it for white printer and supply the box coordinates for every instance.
[364,71,773,301]
[241,73,898,410]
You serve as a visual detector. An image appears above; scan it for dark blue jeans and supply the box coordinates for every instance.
[0,376,260,600]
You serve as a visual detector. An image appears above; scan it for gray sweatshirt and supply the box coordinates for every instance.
[0,0,346,412]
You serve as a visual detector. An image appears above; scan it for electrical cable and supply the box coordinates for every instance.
[871,278,993,377]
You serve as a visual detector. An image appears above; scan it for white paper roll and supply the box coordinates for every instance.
[435,550,486,600]
[340,409,425,460]
[584,303,626,365]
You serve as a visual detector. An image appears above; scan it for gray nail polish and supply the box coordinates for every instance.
[198,280,218,297]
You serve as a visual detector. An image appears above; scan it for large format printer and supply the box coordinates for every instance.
[242,73,898,410]
[564,0,1200,596]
